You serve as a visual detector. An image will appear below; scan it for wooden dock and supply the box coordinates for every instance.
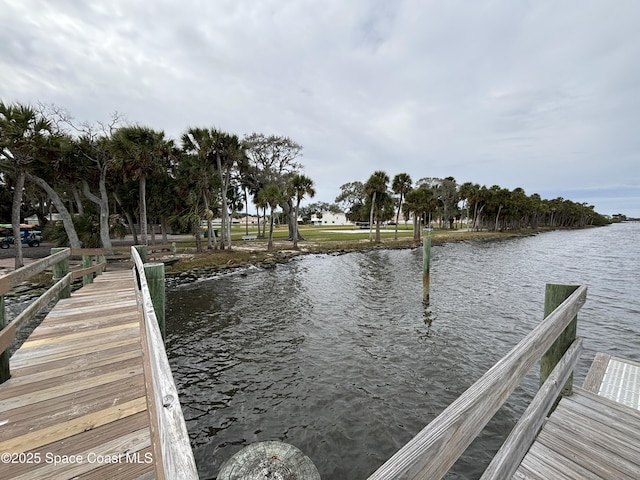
[0,248,197,479]
[367,284,640,480]
[514,385,640,479]
[512,354,640,479]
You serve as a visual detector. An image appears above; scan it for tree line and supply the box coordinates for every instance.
[1,101,609,268]
[0,102,315,267]
[336,172,610,242]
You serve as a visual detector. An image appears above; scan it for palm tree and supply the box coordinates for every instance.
[111,126,171,245]
[392,173,412,239]
[0,102,53,267]
[258,183,284,251]
[364,170,390,243]
[289,174,315,250]
[183,128,242,249]
[404,186,437,242]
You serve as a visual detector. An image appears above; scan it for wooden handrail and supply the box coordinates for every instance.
[367,285,587,480]
[131,246,198,480]
[0,247,114,382]
[0,248,70,296]
[480,337,584,479]
[0,273,72,354]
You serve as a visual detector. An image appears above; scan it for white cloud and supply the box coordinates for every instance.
[2,0,639,216]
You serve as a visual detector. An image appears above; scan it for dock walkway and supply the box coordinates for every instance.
[515,385,640,479]
[514,355,640,479]
[0,270,158,479]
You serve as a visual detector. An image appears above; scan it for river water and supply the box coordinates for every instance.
[165,222,640,480]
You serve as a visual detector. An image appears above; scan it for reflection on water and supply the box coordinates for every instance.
[166,223,640,479]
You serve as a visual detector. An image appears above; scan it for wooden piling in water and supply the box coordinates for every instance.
[540,283,579,395]
[423,236,431,304]
[218,441,320,480]
[51,247,70,299]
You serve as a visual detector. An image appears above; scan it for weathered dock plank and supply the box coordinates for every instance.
[0,270,158,479]
[514,386,640,479]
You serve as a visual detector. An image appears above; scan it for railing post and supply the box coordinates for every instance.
[82,255,92,285]
[0,296,9,383]
[134,245,148,264]
[97,254,105,274]
[540,283,579,395]
[144,262,165,341]
[51,247,70,299]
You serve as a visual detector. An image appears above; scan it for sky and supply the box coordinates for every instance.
[2,0,639,218]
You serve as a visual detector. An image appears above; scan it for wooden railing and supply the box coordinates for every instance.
[0,247,110,383]
[367,284,588,480]
[131,246,198,480]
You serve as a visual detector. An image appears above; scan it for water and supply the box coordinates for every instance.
[166,222,640,479]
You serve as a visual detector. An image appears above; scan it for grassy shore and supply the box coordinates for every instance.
[163,225,551,275]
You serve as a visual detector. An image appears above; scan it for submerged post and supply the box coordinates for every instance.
[423,235,431,304]
[540,283,579,395]
[145,262,165,340]
[51,247,70,299]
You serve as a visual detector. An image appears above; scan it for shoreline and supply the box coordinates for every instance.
[3,226,587,295]
[163,227,553,286]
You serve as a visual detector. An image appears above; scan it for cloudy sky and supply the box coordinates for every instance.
[2,0,639,217]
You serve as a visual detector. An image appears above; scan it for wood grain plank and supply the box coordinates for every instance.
[537,421,639,479]
[582,352,610,393]
[518,443,575,480]
[10,328,140,366]
[520,441,599,480]
[0,412,151,478]
[20,322,140,349]
[548,406,640,465]
[0,364,144,411]
[10,342,140,378]
[10,430,152,480]
[0,396,147,452]
[0,375,145,440]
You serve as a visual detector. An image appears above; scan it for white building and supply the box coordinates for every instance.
[308,211,352,226]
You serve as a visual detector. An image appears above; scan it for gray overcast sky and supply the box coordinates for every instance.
[2,0,639,217]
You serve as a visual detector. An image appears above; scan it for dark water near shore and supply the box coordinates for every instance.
[166,222,640,479]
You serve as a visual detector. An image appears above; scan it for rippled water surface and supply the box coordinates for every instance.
[166,223,640,479]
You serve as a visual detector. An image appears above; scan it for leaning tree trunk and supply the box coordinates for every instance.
[495,205,503,231]
[26,172,82,249]
[12,168,25,269]
[81,177,113,253]
[281,200,303,241]
[71,184,84,215]
[368,192,377,242]
[193,219,202,253]
[112,192,138,244]
[267,206,276,251]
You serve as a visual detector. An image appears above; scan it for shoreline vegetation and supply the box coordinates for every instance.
[4,225,597,297]
[162,226,565,283]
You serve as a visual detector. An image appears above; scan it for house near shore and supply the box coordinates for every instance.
[308,211,352,226]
